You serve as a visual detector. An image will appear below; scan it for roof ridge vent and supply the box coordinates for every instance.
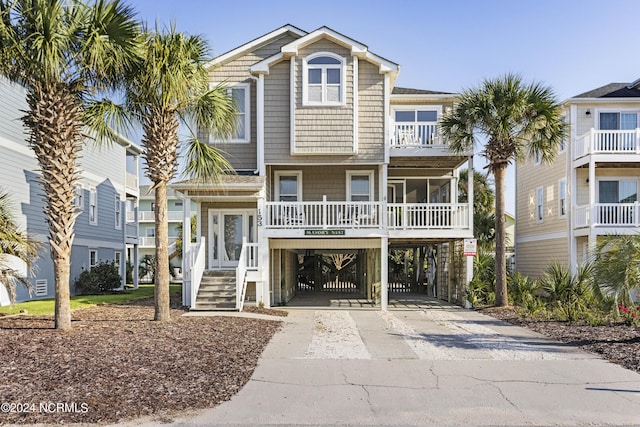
[627,78,640,89]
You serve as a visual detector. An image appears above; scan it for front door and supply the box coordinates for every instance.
[209,210,256,269]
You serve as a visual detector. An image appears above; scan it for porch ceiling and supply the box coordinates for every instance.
[389,156,468,169]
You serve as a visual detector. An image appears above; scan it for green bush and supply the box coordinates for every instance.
[74,261,122,295]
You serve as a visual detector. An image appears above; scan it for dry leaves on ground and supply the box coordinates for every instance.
[0,296,283,425]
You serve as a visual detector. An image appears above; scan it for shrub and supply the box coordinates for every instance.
[508,271,544,315]
[74,261,122,295]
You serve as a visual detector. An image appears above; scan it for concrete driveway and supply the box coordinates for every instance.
[124,303,640,426]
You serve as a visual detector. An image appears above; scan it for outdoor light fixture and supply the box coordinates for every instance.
[585,109,591,116]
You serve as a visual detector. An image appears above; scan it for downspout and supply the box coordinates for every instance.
[249,73,265,176]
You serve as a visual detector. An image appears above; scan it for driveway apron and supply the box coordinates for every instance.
[128,304,640,426]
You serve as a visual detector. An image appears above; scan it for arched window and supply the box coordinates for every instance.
[303,53,345,106]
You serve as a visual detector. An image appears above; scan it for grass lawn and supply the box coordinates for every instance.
[0,284,181,315]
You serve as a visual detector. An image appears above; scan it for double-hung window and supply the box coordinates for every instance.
[303,53,345,106]
[89,188,97,225]
[347,171,374,202]
[275,171,302,202]
[115,195,122,229]
[203,83,250,143]
[558,179,567,218]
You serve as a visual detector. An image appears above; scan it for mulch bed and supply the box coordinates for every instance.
[0,295,283,425]
[480,307,640,374]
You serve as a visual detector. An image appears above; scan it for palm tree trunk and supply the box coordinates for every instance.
[494,164,508,307]
[154,181,171,321]
[24,83,82,330]
[53,256,71,329]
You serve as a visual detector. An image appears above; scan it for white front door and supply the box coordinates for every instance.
[209,209,256,269]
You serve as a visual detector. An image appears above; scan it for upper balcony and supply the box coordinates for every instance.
[573,129,640,164]
[389,123,471,166]
[136,210,183,222]
[262,200,471,239]
[574,203,640,232]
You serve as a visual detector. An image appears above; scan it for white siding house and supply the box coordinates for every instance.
[0,79,141,305]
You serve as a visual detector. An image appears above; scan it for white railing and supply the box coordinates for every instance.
[125,172,138,191]
[574,205,589,228]
[265,200,381,229]
[236,239,259,311]
[139,236,177,247]
[574,129,640,160]
[126,211,136,222]
[188,238,206,309]
[265,200,472,230]
[391,124,446,147]
[387,203,469,229]
[125,223,138,240]
[137,211,183,221]
[574,203,640,228]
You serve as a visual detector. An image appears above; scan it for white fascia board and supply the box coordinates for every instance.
[206,25,307,69]
[563,98,640,104]
[390,94,458,102]
[250,52,284,75]
[280,27,369,57]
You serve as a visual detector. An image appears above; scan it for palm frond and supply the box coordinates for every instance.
[182,137,233,183]
[83,98,131,145]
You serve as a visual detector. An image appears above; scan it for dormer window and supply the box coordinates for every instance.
[303,53,345,106]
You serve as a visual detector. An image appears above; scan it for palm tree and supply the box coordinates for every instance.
[0,0,141,329]
[592,234,640,311]
[0,191,40,303]
[458,169,496,247]
[89,27,236,321]
[441,74,566,307]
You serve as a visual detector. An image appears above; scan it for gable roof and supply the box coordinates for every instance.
[249,26,399,78]
[571,82,640,99]
[206,24,307,68]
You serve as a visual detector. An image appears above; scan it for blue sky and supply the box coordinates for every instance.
[131,0,640,214]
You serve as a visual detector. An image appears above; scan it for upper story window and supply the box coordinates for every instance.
[303,53,345,106]
[558,178,567,218]
[115,195,122,229]
[89,188,97,225]
[347,171,374,202]
[275,171,302,202]
[202,83,250,143]
[599,112,639,130]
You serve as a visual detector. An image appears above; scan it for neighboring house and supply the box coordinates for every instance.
[0,79,141,305]
[174,25,474,310]
[137,184,197,280]
[505,212,515,270]
[516,81,640,277]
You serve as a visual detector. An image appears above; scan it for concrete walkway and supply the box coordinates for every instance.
[123,303,640,426]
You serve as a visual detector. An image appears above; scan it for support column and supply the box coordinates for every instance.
[467,155,474,231]
[588,158,596,260]
[181,194,192,306]
[257,194,270,307]
[381,236,388,310]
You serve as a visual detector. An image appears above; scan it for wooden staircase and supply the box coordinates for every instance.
[193,270,237,311]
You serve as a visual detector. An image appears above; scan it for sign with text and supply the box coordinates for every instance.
[304,230,345,236]
[463,238,477,256]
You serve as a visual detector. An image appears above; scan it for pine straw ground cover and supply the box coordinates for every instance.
[0,295,283,425]
[480,307,640,374]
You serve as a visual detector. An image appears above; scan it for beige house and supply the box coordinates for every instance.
[174,25,474,310]
[516,81,640,277]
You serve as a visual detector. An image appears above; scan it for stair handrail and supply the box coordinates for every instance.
[236,239,260,312]
[236,237,248,311]
[190,237,206,309]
